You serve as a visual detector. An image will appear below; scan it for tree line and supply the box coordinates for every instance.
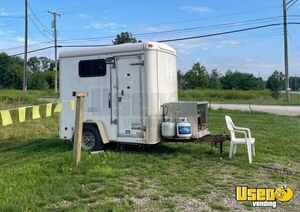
[0,53,55,90]
[178,62,300,99]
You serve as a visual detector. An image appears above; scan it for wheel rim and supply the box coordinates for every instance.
[82,131,96,150]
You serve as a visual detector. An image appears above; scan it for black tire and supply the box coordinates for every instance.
[82,124,104,151]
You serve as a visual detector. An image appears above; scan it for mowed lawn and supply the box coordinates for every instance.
[179,89,300,105]
[0,109,299,211]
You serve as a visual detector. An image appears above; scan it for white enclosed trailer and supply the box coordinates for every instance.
[59,42,179,150]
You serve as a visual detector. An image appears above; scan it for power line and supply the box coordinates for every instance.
[3,22,300,56]
[28,15,52,40]
[0,15,289,52]
[58,34,284,48]
[59,16,284,43]
[157,23,284,42]
[157,22,300,43]
[58,23,286,48]
[57,4,284,33]
[6,46,54,57]
[58,44,110,48]
[2,30,283,53]
[60,16,283,33]
[287,0,299,9]
[0,41,53,52]
[28,2,52,34]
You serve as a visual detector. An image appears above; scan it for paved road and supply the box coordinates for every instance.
[211,104,300,116]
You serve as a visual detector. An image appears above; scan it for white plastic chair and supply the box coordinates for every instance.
[225,115,255,163]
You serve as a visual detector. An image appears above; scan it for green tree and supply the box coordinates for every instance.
[0,53,24,89]
[28,71,48,90]
[27,56,55,89]
[27,57,40,72]
[8,62,23,89]
[39,56,55,71]
[112,32,141,45]
[177,70,187,89]
[209,69,221,89]
[221,70,263,90]
[266,71,285,99]
[184,62,209,89]
[0,53,10,88]
[45,70,55,89]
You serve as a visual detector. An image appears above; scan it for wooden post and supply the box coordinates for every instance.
[72,91,88,166]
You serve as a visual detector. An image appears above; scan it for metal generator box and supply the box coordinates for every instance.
[162,101,209,139]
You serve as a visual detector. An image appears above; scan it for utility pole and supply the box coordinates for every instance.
[48,11,60,94]
[23,0,28,92]
[283,0,290,101]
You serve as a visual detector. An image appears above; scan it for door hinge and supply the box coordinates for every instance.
[106,57,115,64]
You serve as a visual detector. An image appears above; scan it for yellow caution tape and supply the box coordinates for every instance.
[54,102,62,113]
[32,106,41,120]
[18,107,26,123]
[70,100,75,110]
[0,100,74,127]
[0,110,13,126]
[46,103,52,117]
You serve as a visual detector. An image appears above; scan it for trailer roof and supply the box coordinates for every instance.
[59,42,176,58]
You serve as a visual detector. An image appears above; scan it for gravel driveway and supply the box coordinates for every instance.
[211,104,300,116]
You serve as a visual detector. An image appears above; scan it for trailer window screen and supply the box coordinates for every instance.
[79,59,106,77]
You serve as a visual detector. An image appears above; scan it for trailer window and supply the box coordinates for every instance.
[79,59,106,77]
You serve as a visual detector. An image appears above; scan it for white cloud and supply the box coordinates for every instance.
[221,40,242,45]
[0,8,9,16]
[0,29,6,35]
[15,37,40,45]
[15,37,24,42]
[181,6,212,13]
[140,26,171,33]
[87,22,127,30]
[77,14,90,19]
[0,27,15,36]
[170,39,212,56]
[217,40,243,48]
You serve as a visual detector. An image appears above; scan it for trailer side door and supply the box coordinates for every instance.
[115,55,144,138]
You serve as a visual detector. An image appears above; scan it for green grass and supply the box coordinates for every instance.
[0,107,299,211]
[179,89,300,105]
[0,89,58,110]
[0,90,299,210]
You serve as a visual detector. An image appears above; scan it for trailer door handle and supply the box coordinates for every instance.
[108,93,111,108]
[121,90,124,96]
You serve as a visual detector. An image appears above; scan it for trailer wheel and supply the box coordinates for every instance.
[82,124,103,151]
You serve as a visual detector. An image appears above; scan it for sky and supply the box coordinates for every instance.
[0,0,300,79]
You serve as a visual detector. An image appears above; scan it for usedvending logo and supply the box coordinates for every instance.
[235,185,294,208]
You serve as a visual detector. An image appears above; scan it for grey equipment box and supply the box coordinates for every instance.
[162,101,210,139]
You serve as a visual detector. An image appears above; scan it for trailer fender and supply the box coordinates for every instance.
[83,121,110,144]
